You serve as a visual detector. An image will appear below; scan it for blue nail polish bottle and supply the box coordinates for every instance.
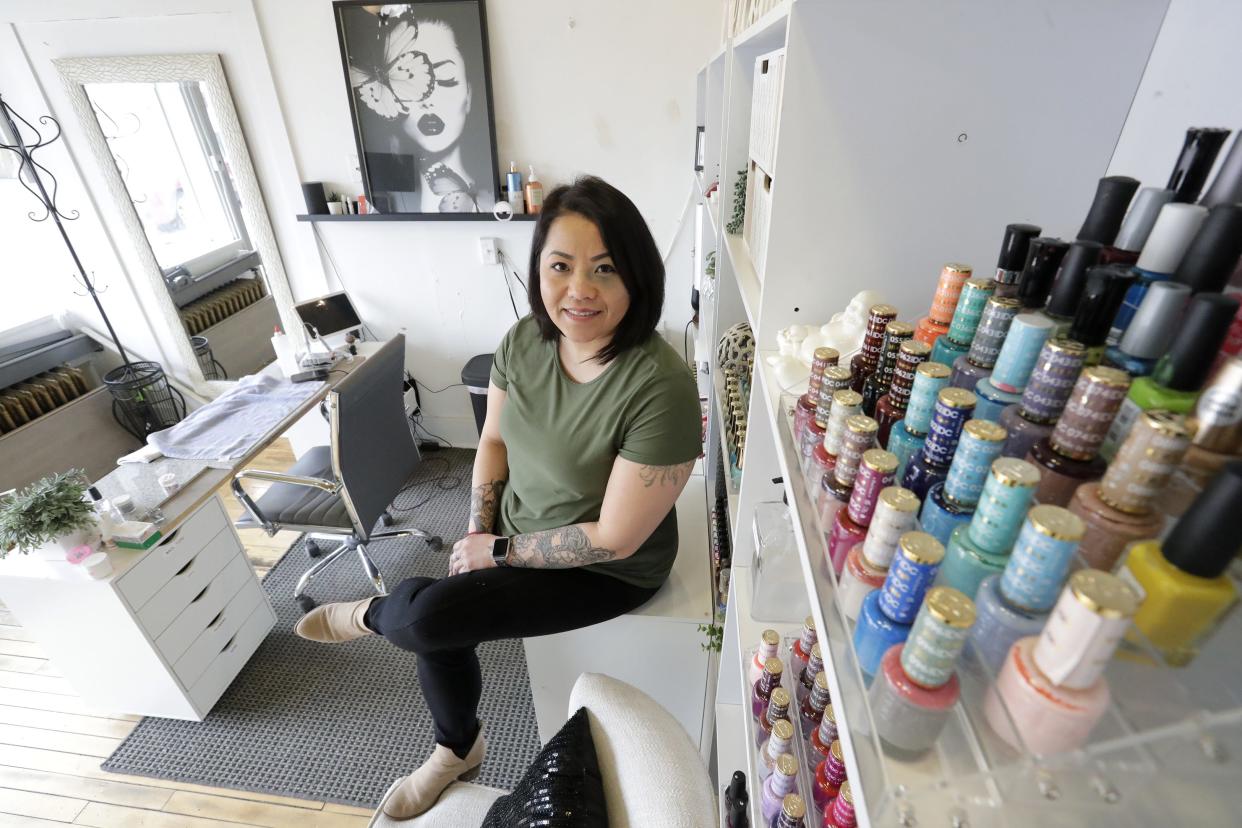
[902,387,976,500]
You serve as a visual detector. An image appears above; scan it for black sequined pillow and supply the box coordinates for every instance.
[480,707,608,828]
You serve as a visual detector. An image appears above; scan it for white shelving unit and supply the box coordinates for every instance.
[693,1,1242,825]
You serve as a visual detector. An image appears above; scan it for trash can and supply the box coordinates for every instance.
[461,353,493,437]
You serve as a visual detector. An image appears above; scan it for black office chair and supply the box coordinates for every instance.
[231,335,442,612]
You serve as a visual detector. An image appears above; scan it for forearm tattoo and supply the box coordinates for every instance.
[508,525,616,569]
[637,460,695,489]
[469,480,505,533]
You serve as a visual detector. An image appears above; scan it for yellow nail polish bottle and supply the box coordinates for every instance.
[1121,461,1242,665]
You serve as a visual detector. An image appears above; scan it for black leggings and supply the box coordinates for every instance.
[364,567,658,757]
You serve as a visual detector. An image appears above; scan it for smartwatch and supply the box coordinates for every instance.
[490,536,510,567]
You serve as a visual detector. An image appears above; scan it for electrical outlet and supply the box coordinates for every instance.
[478,236,498,265]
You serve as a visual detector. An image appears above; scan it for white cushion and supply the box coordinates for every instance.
[570,672,716,828]
[367,781,503,827]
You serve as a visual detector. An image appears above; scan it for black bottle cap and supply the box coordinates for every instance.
[725,770,748,805]
[1167,127,1232,204]
[1201,133,1242,207]
[1077,176,1140,245]
[1172,204,1242,294]
[1068,264,1136,348]
[1044,240,1103,318]
[1162,461,1242,579]
[1016,237,1069,309]
[996,223,1042,272]
[1151,293,1241,391]
[88,486,103,502]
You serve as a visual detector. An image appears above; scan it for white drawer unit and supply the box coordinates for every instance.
[0,495,276,720]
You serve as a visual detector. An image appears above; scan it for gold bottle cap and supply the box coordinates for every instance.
[964,419,1007,443]
[986,296,1023,310]
[764,657,784,675]
[781,794,806,819]
[815,671,829,691]
[770,687,791,708]
[1068,570,1140,619]
[964,276,996,292]
[823,365,853,384]
[943,263,972,274]
[840,781,854,806]
[861,448,898,474]
[899,339,932,358]
[885,321,915,338]
[1082,365,1131,389]
[810,642,822,659]
[991,457,1041,488]
[916,361,953,379]
[804,615,816,631]
[772,719,795,741]
[830,739,844,761]
[925,586,977,628]
[776,753,798,777]
[762,629,779,647]
[846,414,879,435]
[869,303,899,319]
[1028,504,1085,541]
[1139,409,1193,440]
[813,346,840,363]
[824,703,836,724]
[833,389,864,409]
[900,531,945,565]
[879,486,921,513]
[938,387,978,409]
[1045,336,1086,355]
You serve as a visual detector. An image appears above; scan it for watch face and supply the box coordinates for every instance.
[492,536,510,565]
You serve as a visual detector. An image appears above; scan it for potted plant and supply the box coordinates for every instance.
[0,470,98,561]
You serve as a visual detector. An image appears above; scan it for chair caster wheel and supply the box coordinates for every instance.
[381,512,394,527]
[428,536,444,552]
[305,539,322,558]
[297,594,317,613]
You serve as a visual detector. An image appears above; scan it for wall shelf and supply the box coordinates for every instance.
[295,213,538,223]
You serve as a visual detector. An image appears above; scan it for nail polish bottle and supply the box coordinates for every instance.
[839,487,920,619]
[802,366,853,475]
[797,644,825,705]
[1103,281,1191,377]
[1201,130,1242,206]
[796,347,839,449]
[800,671,831,735]
[914,263,973,347]
[725,770,749,823]
[775,792,806,828]
[1035,240,1102,336]
[930,278,995,365]
[937,458,1041,600]
[973,314,1055,421]
[888,362,952,482]
[850,305,898,394]
[1027,367,1131,507]
[827,448,897,574]
[1102,293,1239,459]
[1167,126,1232,203]
[757,687,793,748]
[862,322,913,417]
[790,616,817,683]
[1100,187,1174,267]
[809,704,838,764]
[761,719,796,777]
[1122,460,1242,665]
[752,657,784,719]
[1106,201,1204,345]
[1015,237,1070,312]
[749,629,781,690]
[761,752,799,821]
[920,419,1007,545]
[999,338,1087,459]
[875,340,930,446]
[812,739,846,811]
[821,781,855,828]
[1190,355,1242,455]
[818,415,878,529]
[902,387,977,500]
[1172,203,1242,294]
[992,223,1042,299]
[949,296,1021,391]
[869,587,975,757]
[1066,265,1136,366]
[985,570,1140,755]
[854,532,944,679]
[967,505,1085,672]
[809,390,863,501]
[1069,410,1190,571]
[1076,176,1140,247]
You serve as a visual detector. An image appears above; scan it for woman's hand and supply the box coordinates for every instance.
[448,533,499,576]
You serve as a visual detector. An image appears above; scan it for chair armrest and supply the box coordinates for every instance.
[230,469,340,535]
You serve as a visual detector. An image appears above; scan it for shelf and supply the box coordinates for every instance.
[733,0,791,51]
[723,232,761,327]
[296,213,538,222]
[711,367,741,526]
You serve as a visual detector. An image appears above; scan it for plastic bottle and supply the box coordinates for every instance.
[507,162,525,214]
[525,166,544,214]
[88,486,122,549]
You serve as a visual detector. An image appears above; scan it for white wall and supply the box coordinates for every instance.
[1108,0,1242,191]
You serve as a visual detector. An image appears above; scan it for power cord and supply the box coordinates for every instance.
[389,455,463,511]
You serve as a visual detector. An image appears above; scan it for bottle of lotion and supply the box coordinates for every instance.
[525,166,543,214]
[506,162,525,214]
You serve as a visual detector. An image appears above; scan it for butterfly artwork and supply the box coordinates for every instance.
[424,161,478,212]
[348,14,435,120]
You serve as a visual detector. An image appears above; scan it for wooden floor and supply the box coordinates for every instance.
[0,440,376,827]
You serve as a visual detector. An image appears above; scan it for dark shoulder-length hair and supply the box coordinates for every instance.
[527,175,664,365]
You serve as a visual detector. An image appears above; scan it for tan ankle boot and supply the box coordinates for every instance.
[380,727,486,820]
[293,597,376,643]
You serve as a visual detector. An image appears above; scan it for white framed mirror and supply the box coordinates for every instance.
[54,54,303,398]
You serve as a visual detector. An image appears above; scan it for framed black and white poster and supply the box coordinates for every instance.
[334,1,500,215]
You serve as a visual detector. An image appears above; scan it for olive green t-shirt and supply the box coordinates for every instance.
[490,316,702,588]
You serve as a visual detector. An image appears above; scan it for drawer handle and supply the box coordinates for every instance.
[158,528,181,552]
[175,556,197,577]
[220,634,238,654]
[191,584,211,604]
[208,610,226,629]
